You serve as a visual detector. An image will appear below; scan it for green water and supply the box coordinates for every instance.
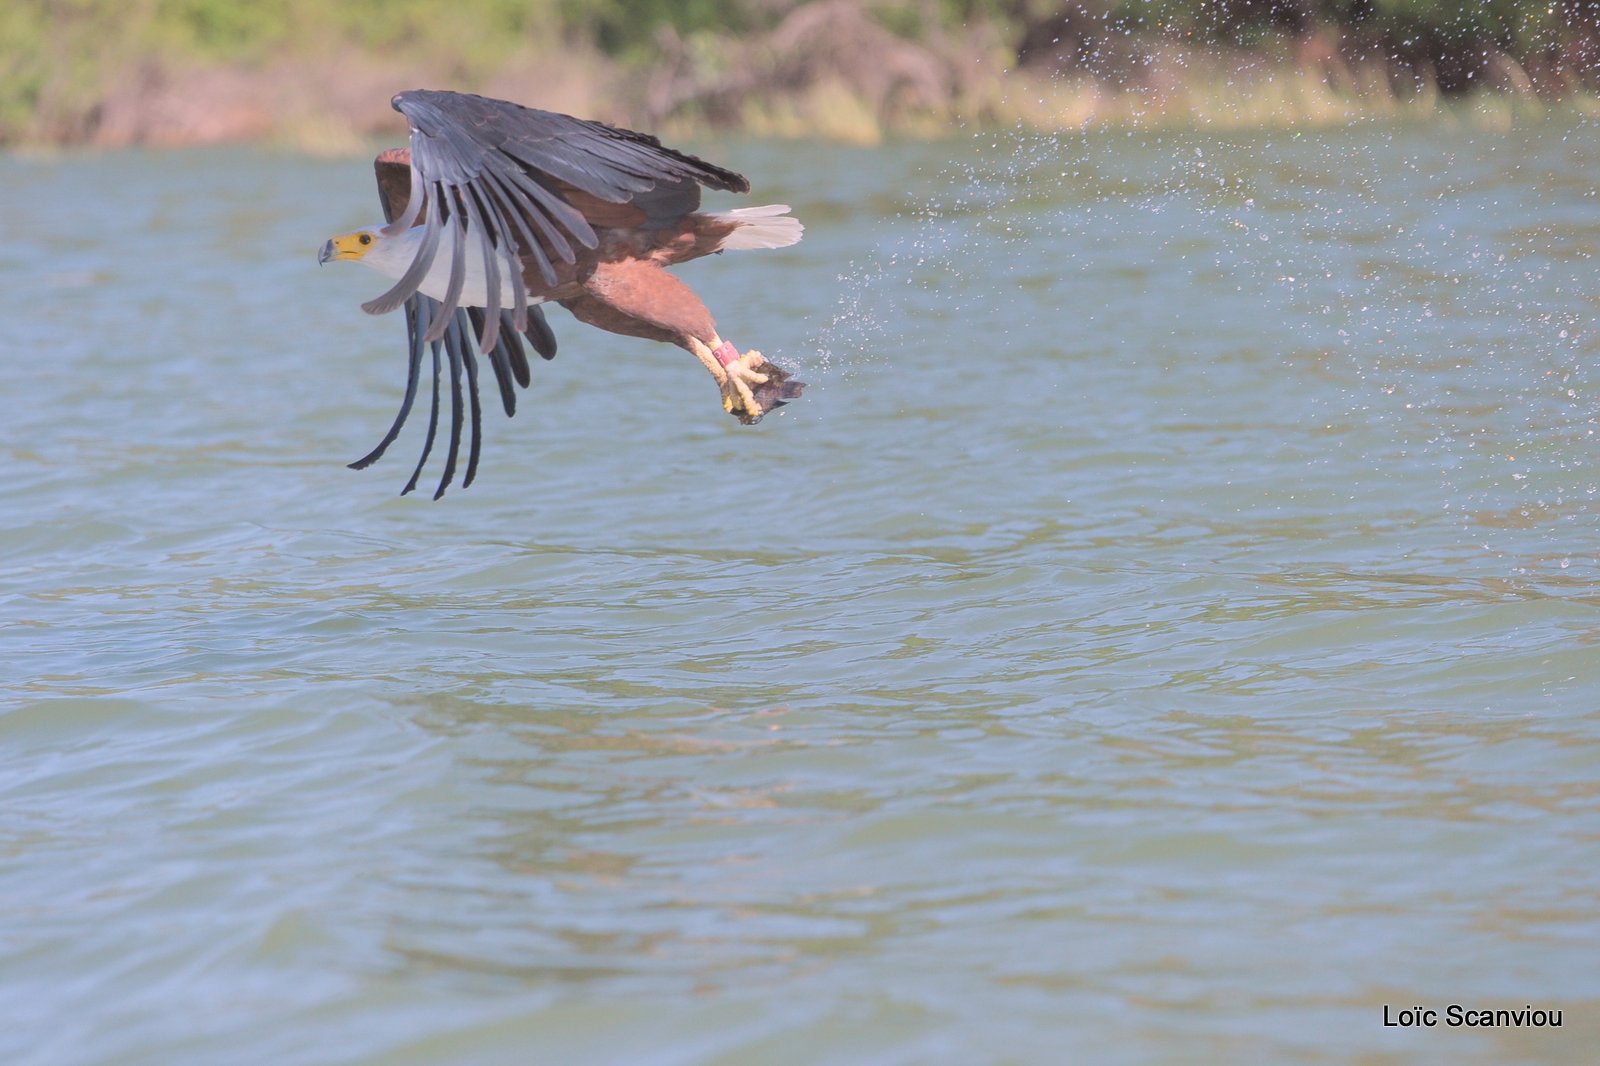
[3,120,1598,1064]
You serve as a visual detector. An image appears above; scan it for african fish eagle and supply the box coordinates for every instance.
[320,89,804,498]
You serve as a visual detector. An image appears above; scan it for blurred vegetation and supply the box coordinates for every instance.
[0,0,563,138]
[1,0,1596,145]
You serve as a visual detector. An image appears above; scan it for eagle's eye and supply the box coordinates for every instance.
[359,233,373,246]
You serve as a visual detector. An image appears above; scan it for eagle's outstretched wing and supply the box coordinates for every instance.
[348,151,558,499]
[361,89,749,357]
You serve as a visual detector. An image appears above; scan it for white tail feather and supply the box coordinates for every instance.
[707,204,803,251]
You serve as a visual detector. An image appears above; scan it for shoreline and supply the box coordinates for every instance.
[4,1,1597,150]
[7,60,1591,156]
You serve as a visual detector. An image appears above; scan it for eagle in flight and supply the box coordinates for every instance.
[320,90,805,498]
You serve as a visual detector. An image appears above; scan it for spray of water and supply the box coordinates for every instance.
[810,113,1594,583]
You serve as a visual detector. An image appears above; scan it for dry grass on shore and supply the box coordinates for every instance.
[4,0,1594,152]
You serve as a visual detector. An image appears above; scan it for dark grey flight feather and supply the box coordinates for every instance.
[403,331,443,497]
[458,314,485,491]
[348,297,428,473]
[436,311,467,500]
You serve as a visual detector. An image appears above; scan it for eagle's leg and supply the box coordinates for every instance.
[566,260,803,423]
[686,336,776,424]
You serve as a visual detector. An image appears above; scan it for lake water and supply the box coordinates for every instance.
[3,116,1598,1064]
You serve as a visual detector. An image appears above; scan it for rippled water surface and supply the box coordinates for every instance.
[4,118,1599,1064]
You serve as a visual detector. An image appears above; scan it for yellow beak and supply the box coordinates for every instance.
[318,232,370,264]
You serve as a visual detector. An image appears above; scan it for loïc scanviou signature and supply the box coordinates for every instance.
[1384,1004,1563,1028]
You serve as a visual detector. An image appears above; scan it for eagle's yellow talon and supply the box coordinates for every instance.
[717,350,772,421]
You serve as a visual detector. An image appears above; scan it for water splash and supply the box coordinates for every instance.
[810,117,1595,582]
